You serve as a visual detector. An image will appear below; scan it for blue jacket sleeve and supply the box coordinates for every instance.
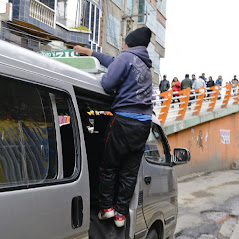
[101,57,127,94]
[92,51,115,68]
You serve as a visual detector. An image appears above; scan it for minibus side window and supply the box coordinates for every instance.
[54,94,76,178]
[0,75,79,189]
[0,76,58,187]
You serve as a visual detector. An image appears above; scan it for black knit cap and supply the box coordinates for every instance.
[125,27,152,48]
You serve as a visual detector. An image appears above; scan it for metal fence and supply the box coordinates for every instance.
[153,83,239,126]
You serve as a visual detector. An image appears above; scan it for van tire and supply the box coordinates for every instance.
[146,228,159,239]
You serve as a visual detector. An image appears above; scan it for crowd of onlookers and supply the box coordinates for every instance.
[157,73,239,106]
[159,73,238,93]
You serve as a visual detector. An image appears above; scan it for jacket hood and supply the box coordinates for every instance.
[123,46,152,68]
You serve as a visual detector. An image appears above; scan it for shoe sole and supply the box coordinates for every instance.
[114,219,125,227]
[98,210,115,220]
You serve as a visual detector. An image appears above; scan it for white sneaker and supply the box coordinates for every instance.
[114,211,125,227]
[98,207,115,220]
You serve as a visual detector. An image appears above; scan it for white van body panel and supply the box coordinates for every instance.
[0,40,186,239]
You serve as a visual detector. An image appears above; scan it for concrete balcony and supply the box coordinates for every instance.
[1,0,90,50]
[29,0,55,27]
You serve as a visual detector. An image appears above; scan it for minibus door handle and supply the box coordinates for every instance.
[71,196,83,229]
[144,176,151,185]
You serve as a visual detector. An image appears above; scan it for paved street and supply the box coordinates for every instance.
[176,169,239,239]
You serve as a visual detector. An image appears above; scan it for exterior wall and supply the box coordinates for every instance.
[167,113,239,177]
[101,0,127,56]
[137,0,167,86]
[100,0,167,86]
[157,10,166,27]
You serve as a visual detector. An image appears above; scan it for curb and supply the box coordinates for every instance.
[177,171,212,183]
[230,222,239,239]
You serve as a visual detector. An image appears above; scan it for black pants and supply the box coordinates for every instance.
[172,95,180,104]
[99,114,151,215]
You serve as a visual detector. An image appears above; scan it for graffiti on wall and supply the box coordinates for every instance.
[197,130,204,151]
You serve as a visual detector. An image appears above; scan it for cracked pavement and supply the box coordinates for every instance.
[175,169,239,239]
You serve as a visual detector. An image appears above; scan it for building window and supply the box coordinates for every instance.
[57,0,67,25]
[139,1,165,48]
[90,4,95,41]
[112,0,121,8]
[127,0,133,14]
[95,8,100,44]
[85,1,91,28]
[40,0,54,9]
[138,0,145,22]
[156,21,165,48]
[145,1,156,32]
[84,2,101,52]
[107,13,120,48]
[157,0,166,17]
[76,0,82,27]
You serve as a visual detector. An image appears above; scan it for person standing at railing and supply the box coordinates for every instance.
[181,74,192,90]
[159,75,170,94]
[192,74,196,84]
[192,76,206,101]
[206,76,215,99]
[192,76,206,90]
[230,75,238,96]
[202,73,207,83]
[215,75,223,99]
[171,77,181,108]
[181,74,192,106]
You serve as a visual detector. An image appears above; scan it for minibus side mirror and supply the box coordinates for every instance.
[173,148,191,165]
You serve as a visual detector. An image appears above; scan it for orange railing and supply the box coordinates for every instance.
[153,83,239,126]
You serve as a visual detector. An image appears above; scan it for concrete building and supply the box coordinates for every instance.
[100,0,134,57]
[0,0,166,85]
[100,0,167,86]
[138,0,167,85]
[0,0,103,51]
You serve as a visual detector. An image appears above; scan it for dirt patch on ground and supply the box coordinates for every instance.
[192,191,214,198]
[222,180,239,186]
